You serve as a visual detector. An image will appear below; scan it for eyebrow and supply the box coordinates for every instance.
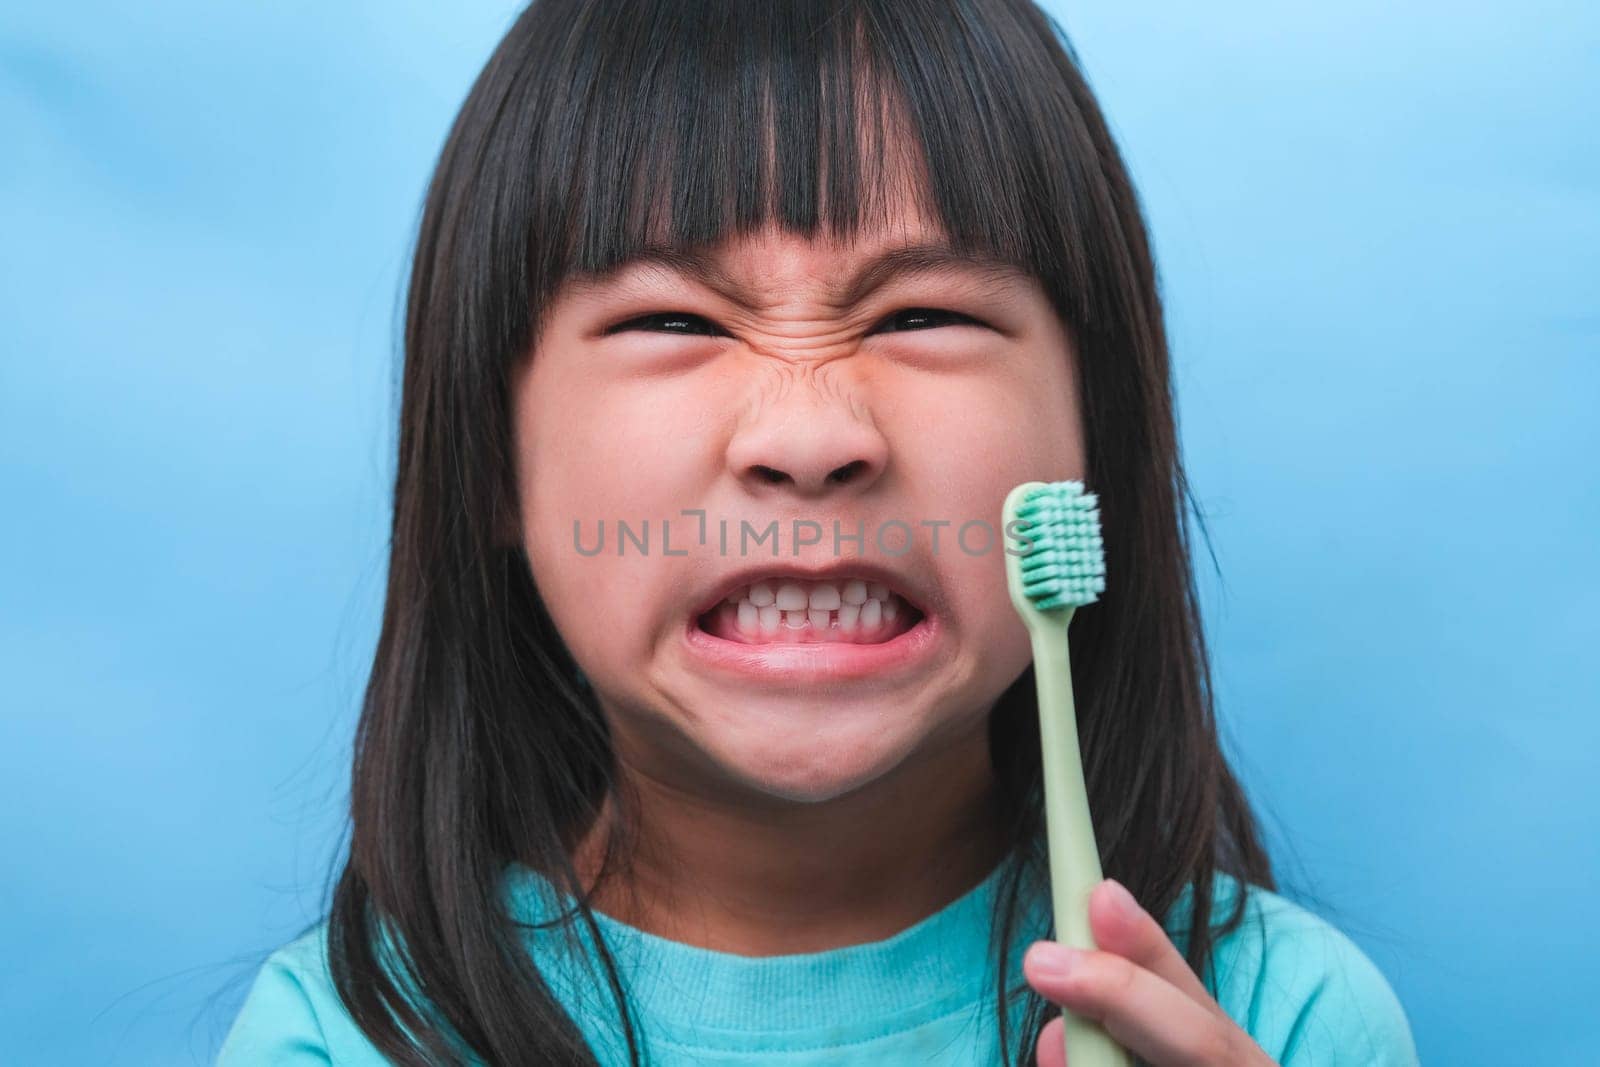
[571,240,1029,306]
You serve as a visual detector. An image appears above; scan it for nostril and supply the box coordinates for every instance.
[752,465,789,485]
[827,460,867,485]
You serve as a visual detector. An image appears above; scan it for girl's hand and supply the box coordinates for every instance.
[1022,878,1278,1066]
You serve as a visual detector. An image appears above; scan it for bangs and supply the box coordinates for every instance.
[533,0,1099,323]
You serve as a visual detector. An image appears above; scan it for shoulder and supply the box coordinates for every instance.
[217,922,385,1066]
[1173,876,1421,1066]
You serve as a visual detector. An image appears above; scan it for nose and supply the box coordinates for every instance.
[726,392,889,499]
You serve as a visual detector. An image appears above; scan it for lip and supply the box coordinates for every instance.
[688,558,933,620]
[683,608,944,686]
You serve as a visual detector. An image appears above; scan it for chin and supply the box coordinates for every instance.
[698,706,924,805]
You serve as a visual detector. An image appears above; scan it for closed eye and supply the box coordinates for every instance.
[604,311,723,337]
[874,308,985,334]
[602,307,985,336]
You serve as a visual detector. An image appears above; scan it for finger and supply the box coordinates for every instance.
[1024,942,1240,1067]
[1088,879,1219,1012]
[1034,1015,1065,1067]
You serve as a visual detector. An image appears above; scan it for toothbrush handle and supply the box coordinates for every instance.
[1033,613,1132,1067]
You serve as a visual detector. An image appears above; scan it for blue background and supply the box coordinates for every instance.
[3,2,1595,1063]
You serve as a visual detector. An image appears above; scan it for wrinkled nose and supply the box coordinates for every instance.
[726,394,889,499]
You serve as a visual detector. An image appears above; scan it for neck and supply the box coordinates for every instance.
[566,719,1010,956]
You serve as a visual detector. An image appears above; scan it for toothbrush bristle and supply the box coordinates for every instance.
[1013,481,1106,610]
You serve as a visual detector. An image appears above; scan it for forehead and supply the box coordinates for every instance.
[564,222,1030,309]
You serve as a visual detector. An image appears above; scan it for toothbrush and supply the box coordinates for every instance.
[1002,480,1128,1067]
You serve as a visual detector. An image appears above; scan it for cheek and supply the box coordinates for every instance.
[888,366,1082,592]
[517,362,711,555]
[892,350,1079,483]
[513,364,718,687]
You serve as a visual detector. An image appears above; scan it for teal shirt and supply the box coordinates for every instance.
[218,862,1419,1064]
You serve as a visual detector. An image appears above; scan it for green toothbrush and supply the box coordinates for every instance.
[1002,480,1128,1067]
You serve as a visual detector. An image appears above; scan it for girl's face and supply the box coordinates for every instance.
[514,211,1083,805]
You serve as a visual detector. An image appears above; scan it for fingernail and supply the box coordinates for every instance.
[1106,878,1141,921]
[1027,941,1078,979]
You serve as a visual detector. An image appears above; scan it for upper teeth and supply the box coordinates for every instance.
[726,578,896,610]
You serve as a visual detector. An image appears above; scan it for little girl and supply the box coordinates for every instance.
[220,1,1420,1063]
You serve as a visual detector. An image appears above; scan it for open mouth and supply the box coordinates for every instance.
[695,577,926,645]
